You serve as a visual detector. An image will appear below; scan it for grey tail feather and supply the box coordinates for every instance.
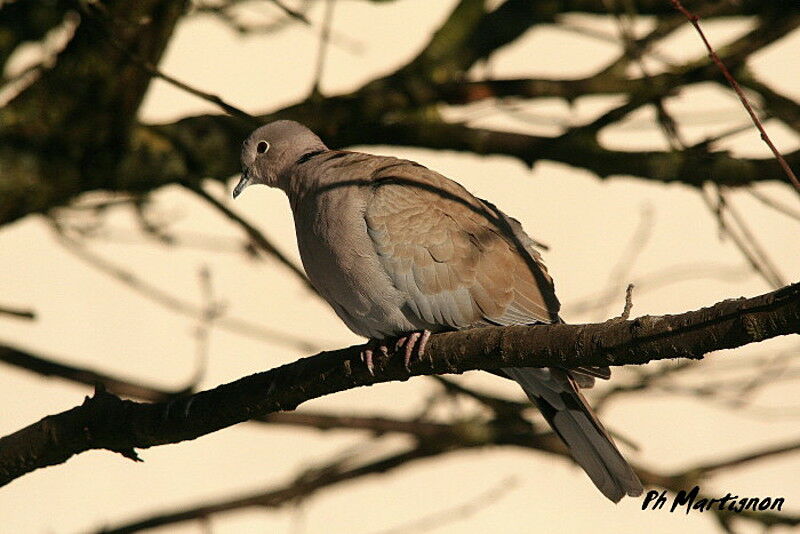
[503,366,643,503]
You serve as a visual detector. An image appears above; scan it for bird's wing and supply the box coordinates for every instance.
[363,161,559,330]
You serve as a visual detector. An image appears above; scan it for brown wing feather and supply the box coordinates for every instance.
[364,162,558,330]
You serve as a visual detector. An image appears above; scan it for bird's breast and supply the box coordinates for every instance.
[291,190,417,339]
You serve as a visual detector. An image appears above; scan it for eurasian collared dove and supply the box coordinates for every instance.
[233,120,643,503]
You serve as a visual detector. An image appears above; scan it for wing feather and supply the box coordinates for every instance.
[363,162,559,330]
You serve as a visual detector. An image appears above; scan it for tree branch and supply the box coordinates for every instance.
[4,2,800,226]
[0,304,35,320]
[186,184,316,294]
[97,444,452,534]
[1,282,798,487]
[96,415,800,533]
[361,120,800,186]
[670,0,800,192]
[0,341,467,439]
[48,220,321,351]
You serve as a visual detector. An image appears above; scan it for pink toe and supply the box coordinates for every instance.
[417,330,431,357]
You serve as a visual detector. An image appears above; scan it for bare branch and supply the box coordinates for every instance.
[309,0,335,97]
[97,444,448,534]
[368,476,519,534]
[90,404,800,533]
[49,219,321,351]
[746,187,800,222]
[691,437,800,477]
[0,340,468,438]
[1,282,798,487]
[0,304,35,320]
[187,184,316,294]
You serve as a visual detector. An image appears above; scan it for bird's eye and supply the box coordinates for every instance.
[256,141,270,154]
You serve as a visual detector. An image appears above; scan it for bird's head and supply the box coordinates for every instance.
[234,120,327,198]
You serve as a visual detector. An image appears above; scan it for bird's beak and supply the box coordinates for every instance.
[232,170,250,199]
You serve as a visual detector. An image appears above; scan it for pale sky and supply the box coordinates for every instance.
[1,1,799,533]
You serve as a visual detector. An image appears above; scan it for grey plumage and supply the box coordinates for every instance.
[235,120,643,502]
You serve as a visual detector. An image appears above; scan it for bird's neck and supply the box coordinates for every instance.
[282,166,321,212]
[280,149,330,209]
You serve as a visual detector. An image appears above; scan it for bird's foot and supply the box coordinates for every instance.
[359,330,431,374]
[360,339,389,376]
[394,329,431,371]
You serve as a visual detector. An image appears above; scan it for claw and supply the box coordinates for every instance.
[416,330,431,357]
[361,331,432,374]
[393,329,432,371]
[402,332,421,370]
[360,339,390,375]
[360,347,375,376]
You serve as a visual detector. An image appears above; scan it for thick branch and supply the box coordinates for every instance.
[1,282,798,487]
[0,340,461,436]
[0,0,189,224]
[0,1,71,70]
[358,120,800,186]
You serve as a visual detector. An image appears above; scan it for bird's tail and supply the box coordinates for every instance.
[503,366,643,503]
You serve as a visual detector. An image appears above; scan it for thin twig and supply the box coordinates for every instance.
[48,218,321,351]
[432,376,528,413]
[565,262,752,316]
[368,476,519,534]
[310,0,335,97]
[0,305,35,320]
[190,265,219,387]
[589,205,653,321]
[269,0,312,25]
[747,187,800,222]
[692,438,800,477]
[593,361,695,410]
[96,445,449,534]
[132,196,174,244]
[74,224,253,255]
[669,0,800,193]
[187,184,317,294]
[699,185,783,289]
[718,188,786,287]
[620,284,634,320]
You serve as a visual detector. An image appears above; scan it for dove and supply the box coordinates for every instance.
[233,120,643,502]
